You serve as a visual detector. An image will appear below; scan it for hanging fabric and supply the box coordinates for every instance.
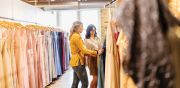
[104,20,120,88]
[0,21,71,88]
[116,0,180,88]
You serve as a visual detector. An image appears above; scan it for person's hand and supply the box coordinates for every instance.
[98,49,104,55]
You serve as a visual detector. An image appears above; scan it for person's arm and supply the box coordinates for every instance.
[74,35,97,55]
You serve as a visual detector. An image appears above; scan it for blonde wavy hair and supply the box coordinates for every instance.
[70,21,83,39]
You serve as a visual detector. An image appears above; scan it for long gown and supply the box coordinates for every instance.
[0,28,5,88]
[104,21,120,88]
[9,27,18,88]
[26,30,36,88]
[3,29,14,88]
[117,31,137,88]
[14,29,29,88]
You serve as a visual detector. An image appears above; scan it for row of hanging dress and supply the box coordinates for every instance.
[103,19,136,88]
[104,20,120,88]
[0,21,70,88]
[0,22,30,88]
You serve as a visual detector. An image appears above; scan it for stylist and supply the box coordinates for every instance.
[69,21,103,88]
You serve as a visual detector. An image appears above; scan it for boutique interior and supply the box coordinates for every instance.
[0,0,180,88]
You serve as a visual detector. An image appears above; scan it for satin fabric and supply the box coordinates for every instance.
[3,29,14,88]
[104,22,120,88]
[9,28,18,88]
[50,32,57,78]
[64,33,70,70]
[14,29,29,88]
[0,28,6,88]
[168,27,180,88]
[58,32,63,73]
[31,30,39,88]
[0,23,71,88]
[52,32,62,76]
[21,30,30,88]
[65,33,70,70]
[61,33,65,72]
[46,32,53,82]
[98,39,106,88]
[26,30,36,88]
[117,31,137,88]
[44,31,50,85]
[41,31,48,87]
[37,31,46,88]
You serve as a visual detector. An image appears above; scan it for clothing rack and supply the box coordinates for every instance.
[0,16,38,24]
[105,0,116,7]
[0,17,66,32]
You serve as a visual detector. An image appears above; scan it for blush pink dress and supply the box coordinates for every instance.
[0,28,5,88]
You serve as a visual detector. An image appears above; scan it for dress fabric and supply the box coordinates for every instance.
[11,29,18,88]
[0,28,6,88]
[41,31,48,86]
[31,30,39,88]
[64,33,69,70]
[117,0,178,88]
[20,30,30,88]
[26,30,36,88]
[61,33,66,72]
[44,31,50,85]
[0,22,71,88]
[117,31,137,88]
[58,32,63,73]
[98,39,106,88]
[14,29,29,88]
[104,22,120,88]
[52,32,62,76]
[168,27,180,88]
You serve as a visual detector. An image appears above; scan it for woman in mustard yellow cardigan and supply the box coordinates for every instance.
[69,21,103,88]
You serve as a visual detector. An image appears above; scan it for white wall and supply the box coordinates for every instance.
[59,10,78,32]
[36,10,57,27]
[0,0,57,27]
[0,0,13,18]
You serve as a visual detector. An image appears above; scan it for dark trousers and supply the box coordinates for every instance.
[72,65,88,88]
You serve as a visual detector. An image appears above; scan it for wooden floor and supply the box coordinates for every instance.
[46,67,92,88]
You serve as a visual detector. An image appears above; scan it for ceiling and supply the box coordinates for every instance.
[22,0,113,10]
